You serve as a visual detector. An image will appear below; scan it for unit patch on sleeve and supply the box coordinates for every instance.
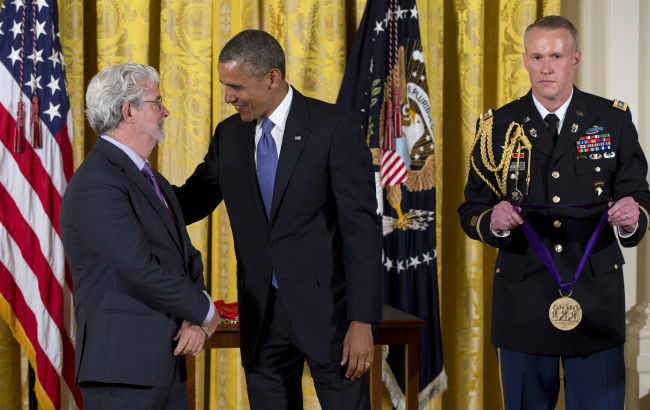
[576,134,612,153]
[613,99,628,111]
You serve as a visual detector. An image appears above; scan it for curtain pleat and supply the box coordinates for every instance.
[0,1,561,409]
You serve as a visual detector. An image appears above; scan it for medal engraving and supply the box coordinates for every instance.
[549,294,582,330]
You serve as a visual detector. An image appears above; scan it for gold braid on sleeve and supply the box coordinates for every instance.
[466,115,533,200]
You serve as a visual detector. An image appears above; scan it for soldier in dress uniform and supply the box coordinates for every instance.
[458,16,650,409]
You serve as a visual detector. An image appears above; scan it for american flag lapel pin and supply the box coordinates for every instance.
[295,135,301,140]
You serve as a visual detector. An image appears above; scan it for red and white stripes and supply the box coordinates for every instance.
[380,149,408,186]
[380,0,407,187]
[0,60,81,410]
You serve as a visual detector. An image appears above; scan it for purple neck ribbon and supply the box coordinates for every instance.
[516,200,613,292]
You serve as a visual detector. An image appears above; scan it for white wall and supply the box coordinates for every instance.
[563,1,650,408]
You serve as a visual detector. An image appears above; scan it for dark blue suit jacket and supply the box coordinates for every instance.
[60,138,211,386]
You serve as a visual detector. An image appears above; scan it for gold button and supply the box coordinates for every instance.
[615,264,618,269]
[554,220,561,228]
[553,196,560,203]
[595,167,601,172]
[552,171,560,179]
[510,173,516,179]
[496,268,500,273]
[555,244,563,252]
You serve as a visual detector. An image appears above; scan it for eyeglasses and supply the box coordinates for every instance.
[144,99,164,111]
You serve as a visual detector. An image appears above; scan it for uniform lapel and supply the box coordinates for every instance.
[269,88,311,223]
[520,91,553,158]
[551,87,597,164]
[236,120,268,223]
[95,138,184,254]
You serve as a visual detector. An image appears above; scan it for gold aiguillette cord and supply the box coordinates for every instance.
[526,147,531,194]
[514,143,521,189]
[467,120,533,199]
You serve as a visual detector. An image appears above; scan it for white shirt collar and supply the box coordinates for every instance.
[256,85,293,135]
[100,135,149,171]
[532,89,573,134]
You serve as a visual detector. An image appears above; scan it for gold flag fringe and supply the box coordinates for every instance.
[0,294,57,410]
[381,345,448,410]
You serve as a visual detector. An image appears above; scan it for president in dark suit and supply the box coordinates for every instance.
[60,63,220,410]
[174,30,383,409]
[459,16,650,409]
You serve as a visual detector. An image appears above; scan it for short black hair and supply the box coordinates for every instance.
[219,30,286,79]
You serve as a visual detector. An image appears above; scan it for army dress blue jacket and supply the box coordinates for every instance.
[459,86,650,356]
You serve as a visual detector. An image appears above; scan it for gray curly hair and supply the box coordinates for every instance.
[85,63,160,135]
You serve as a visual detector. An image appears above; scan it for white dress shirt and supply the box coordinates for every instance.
[101,135,215,324]
[532,89,573,137]
[254,85,293,165]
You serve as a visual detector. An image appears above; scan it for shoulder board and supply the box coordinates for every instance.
[480,109,494,121]
[613,99,628,111]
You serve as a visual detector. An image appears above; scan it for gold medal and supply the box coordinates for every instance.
[549,290,582,331]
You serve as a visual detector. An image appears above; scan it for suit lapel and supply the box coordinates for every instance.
[269,88,311,222]
[551,87,597,164]
[95,138,184,254]
[237,120,268,222]
[124,163,184,253]
[154,169,185,252]
[520,91,553,158]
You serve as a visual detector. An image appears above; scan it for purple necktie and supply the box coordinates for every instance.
[257,118,278,288]
[141,162,177,226]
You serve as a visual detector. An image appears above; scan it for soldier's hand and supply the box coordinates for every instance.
[608,197,640,233]
[491,201,523,233]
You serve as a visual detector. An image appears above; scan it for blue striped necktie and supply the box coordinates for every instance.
[257,118,278,288]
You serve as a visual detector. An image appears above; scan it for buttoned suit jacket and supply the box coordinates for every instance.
[174,87,383,368]
[60,138,211,386]
[459,87,650,356]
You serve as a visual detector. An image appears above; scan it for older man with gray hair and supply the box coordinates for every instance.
[60,63,219,410]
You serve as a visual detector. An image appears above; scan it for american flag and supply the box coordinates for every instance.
[378,0,407,187]
[0,0,81,409]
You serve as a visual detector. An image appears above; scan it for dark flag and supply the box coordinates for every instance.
[337,0,447,406]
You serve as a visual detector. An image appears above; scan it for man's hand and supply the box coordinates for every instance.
[340,321,373,380]
[608,197,640,233]
[200,310,220,339]
[173,320,206,356]
[490,201,524,233]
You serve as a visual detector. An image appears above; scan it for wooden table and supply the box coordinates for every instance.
[187,304,426,410]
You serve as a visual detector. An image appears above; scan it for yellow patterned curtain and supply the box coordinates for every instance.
[0,1,560,409]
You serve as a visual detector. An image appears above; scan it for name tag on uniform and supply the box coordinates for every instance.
[509,162,525,171]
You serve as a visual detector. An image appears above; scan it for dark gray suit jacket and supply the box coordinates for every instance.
[60,138,211,386]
